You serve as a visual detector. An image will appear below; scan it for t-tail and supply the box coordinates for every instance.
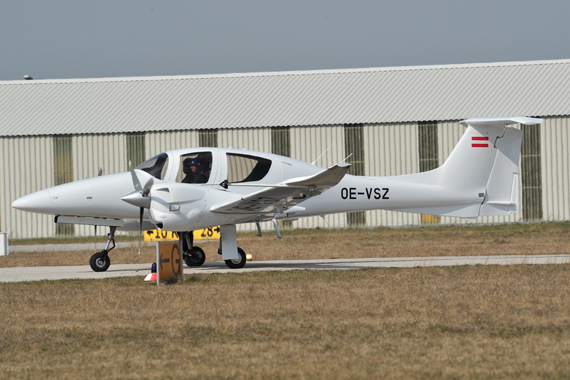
[389,116,543,220]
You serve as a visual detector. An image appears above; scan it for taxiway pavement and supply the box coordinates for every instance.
[1,254,569,283]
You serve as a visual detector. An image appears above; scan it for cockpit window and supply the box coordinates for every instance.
[227,153,272,183]
[176,152,213,184]
[136,153,169,180]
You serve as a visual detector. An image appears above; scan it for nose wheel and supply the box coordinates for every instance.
[90,251,111,272]
[183,246,206,266]
[89,226,116,272]
[180,231,207,267]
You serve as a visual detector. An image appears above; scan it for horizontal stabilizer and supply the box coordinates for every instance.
[460,116,543,128]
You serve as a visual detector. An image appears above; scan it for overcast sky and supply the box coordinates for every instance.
[1,0,569,81]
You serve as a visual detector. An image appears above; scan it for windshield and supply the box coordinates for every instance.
[136,153,169,180]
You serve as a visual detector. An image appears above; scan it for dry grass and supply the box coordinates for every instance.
[2,222,570,268]
[1,265,570,379]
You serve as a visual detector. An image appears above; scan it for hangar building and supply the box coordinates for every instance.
[1,58,570,239]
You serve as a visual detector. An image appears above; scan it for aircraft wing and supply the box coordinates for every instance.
[210,163,350,215]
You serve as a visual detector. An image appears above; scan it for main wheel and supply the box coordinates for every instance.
[90,251,111,272]
[224,247,247,269]
[184,246,206,267]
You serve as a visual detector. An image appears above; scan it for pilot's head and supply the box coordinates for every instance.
[183,158,201,175]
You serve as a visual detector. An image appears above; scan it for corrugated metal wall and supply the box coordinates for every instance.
[364,122,421,227]
[290,125,347,229]
[1,136,55,238]
[146,130,199,157]
[74,133,128,237]
[1,116,568,239]
[53,135,75,236]
[219,127,272,152]
[344,124,367,227]
[542,117,570,221]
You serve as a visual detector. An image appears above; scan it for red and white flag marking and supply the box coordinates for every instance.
[472,136,489,148]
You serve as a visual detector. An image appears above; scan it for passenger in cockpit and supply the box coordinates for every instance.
[182,158,208,184]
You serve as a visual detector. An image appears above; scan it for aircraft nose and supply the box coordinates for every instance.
[12,189,53,213]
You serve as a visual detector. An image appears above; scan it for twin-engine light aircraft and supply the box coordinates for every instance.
[12,117,542,272]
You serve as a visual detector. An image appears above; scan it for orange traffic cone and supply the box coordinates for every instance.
[145,263,157,281]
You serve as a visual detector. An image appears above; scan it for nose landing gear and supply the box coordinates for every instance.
[89,226,116,272]
[180,231,206,267]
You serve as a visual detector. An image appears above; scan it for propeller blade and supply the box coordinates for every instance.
[98,165,104,177]
[138,207,143,255]
[129,161,142,192]
[142,177,154,197]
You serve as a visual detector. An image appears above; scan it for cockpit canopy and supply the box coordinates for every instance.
[136,149,274,185]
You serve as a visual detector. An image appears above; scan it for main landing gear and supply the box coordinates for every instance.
[219,225,247,269]
[180,228,248,269]
[223,247,247,269]
[89,226,116,272]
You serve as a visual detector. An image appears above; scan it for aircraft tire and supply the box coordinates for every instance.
[184,247,206,267]
[90,251,111,272]
[224,247,247,269]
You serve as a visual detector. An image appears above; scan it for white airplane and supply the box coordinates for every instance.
[12,117,542,272]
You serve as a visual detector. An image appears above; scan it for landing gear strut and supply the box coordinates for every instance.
[89,226,116,272]
[180,231,206,267]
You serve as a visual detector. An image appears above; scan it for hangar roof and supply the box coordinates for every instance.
[1,59,570,136]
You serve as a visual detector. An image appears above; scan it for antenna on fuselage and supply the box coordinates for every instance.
[311,141,336,166]
[340,153,353,164]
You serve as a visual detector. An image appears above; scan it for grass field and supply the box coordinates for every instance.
[1,222,570,379]
[1,266,570,379]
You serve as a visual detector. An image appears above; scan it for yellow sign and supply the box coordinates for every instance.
[157,242,183,284]
[144,227,220,242]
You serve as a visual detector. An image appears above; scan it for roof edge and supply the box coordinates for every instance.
[2,58,570,85]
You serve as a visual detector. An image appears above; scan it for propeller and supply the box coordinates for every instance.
[123,161,155,254]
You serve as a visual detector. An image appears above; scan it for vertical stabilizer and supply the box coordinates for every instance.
[448,117,542,217]
[392,117,542,219]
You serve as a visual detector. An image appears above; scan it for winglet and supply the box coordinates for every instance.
[283,163,350,188]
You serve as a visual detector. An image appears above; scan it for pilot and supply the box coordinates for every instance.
[182,158,208,184]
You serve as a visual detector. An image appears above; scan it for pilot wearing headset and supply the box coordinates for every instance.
[182,158,208,184]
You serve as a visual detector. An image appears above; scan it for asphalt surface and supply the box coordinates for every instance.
[1,254,569,283]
